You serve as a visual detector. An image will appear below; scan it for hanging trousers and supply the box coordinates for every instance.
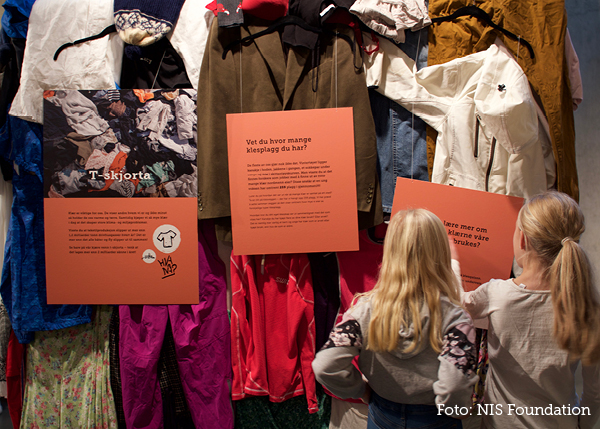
[120,220,233,429]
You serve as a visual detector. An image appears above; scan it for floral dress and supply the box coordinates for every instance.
[20,306,117,428]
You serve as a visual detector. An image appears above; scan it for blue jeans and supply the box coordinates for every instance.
[367,392,463,429]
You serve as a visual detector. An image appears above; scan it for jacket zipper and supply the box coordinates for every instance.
[474,115,480,158]
[485,137,497,192]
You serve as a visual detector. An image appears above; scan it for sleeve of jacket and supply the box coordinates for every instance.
[312,311,366,400]
[196,18,241,220]
[229,254,251,400]
[362,33,452,131]
[292,254,319,413]
[433,315,478,410]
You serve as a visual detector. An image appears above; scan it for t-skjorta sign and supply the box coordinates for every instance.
[43,89,199,304]
[227,108,359,255]
[391,178,523,291]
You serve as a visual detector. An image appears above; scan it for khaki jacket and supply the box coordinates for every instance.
[197,17,382,234]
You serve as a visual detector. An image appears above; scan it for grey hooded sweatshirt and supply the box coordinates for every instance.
[312,295,478,408]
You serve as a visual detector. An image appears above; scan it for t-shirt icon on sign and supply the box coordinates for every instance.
[153,224,181,253]
[157,230,177,248]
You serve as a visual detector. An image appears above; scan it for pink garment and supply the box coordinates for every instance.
[335,225,387,324]
[230,253,318,413]
[565,29,583,110]
[119,221,233,429]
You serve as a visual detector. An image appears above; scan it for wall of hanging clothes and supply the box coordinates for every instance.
[0,0,594,428]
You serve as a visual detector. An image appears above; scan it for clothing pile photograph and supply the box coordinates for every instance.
[43,89,197,199]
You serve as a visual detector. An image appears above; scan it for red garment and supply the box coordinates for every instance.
[336,225,387,324]
[206,0,288,20]
[7,330,24,429]
[230,253,318,413]
[327,225,386,404]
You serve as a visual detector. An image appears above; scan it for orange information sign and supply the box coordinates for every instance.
[227,108,359,255]
[45,198,198,304]
[43,89,199,304]
[391,178,523,291]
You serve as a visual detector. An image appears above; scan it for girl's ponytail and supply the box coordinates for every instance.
[550,238,600,365]
[519,191,600,365]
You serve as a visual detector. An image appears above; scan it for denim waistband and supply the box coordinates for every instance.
[371,391,439,416]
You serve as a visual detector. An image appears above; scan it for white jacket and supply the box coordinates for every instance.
[10,0,213,124]
[10,0,123,124]
[363,36,555,198]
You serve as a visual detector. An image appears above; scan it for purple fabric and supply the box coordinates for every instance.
[119,220,233,429]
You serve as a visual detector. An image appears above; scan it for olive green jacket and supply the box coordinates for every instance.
[196,17,382,236]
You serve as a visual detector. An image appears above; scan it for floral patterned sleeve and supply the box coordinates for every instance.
[433,321,479,409]
[311,313,366,400]
[320,318,363,351]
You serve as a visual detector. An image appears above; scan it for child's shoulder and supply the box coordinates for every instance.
[440,295,473,325]
[478,278,522,292]
[350,295,372,315]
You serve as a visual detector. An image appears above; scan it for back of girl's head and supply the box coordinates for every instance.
[519,191,600,364]
[367,209,460,354]
[518,191,585,267]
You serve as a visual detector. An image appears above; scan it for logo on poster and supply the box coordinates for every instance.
[142,249,156,263]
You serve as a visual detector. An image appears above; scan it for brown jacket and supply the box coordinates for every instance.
[196,17,382,236]
[427,0,577,200]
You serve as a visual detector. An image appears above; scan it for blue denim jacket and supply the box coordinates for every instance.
[369,28,429,214]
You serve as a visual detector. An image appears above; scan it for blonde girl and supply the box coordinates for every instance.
[462,191,600,428]
[313,208,478,429]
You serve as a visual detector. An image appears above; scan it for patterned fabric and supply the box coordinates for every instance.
[158,318,194,425]
[440,324,477,376]
[114,0,187,46]
[321,319,363,350]
[109,306,126,429]
[20,306,117,428]
[0,299,10,396]
[234,384,331,429]
[472,329,488,406]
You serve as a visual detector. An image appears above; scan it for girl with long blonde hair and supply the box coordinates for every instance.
[313,208,478,429]
[462,191,600,428]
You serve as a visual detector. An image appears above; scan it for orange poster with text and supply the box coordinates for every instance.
[391,178,523,291]
[43,89,199,304]
[227,108,359,255]
[44,198,199,304]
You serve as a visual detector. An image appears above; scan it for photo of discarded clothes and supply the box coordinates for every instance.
[43,89,197,198]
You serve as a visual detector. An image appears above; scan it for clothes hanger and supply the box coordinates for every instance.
[431,5,535,59]
[221,15,355,59]
[54,25,116,61]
